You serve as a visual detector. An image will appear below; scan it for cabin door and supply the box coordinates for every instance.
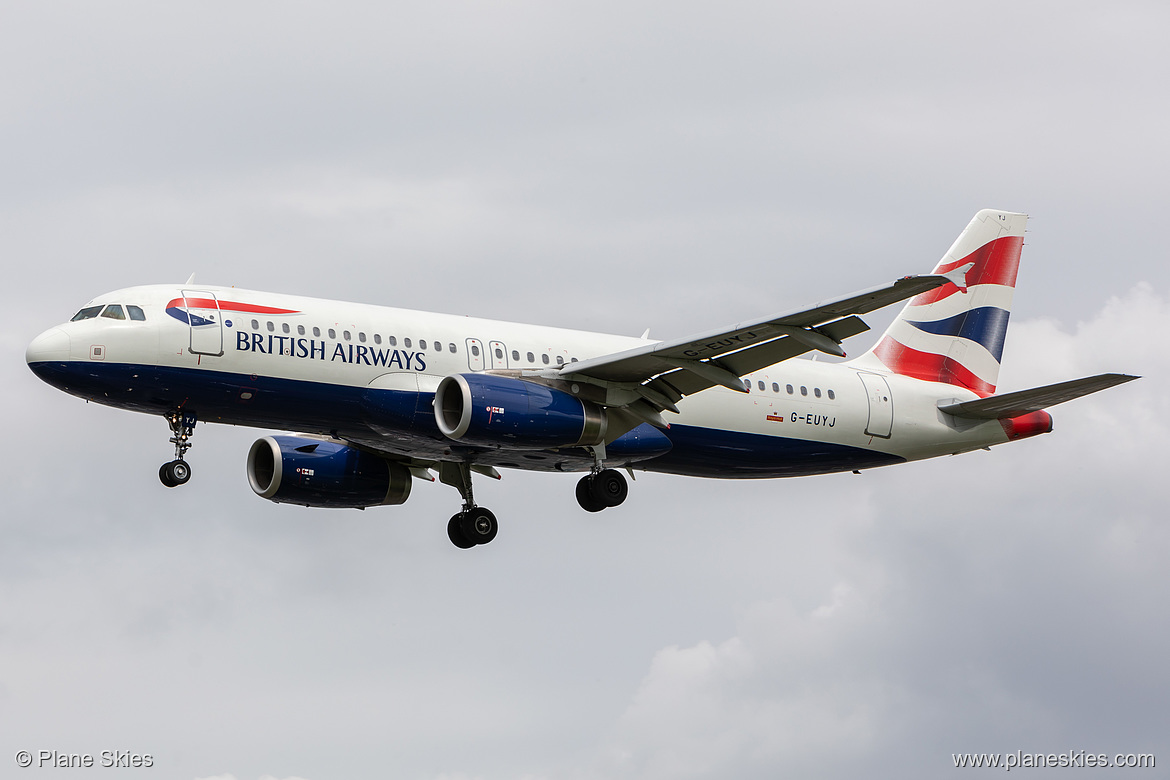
[182,289,224,357]
[858,372,893,438]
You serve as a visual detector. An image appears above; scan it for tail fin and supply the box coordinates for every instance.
[852,209,1027,396]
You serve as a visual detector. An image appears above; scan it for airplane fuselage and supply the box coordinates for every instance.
[28,210,1137,549]
[27,283,1036,482]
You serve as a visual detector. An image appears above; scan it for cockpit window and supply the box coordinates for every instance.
[71,306,103,321]
[127,305,146,321]
[101,305,126,320]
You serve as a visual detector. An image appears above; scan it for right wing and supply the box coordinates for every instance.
[555,266,972,418]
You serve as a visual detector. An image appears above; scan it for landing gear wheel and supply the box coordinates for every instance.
[170,460,191,485]
[576,475,606,512]
[591,469,628,508]
[159,460,191,488]
[447,514,476,549]
[161,411,196,488]
[459,507,498,545]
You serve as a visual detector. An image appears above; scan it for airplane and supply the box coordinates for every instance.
[26,209,1137,549]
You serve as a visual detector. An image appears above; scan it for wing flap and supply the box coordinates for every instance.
[939,373,1139,419]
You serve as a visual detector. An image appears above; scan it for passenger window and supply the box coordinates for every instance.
[801,386,808,396]
[420,340,427,350]
[495,348,503,359]
[343,330,351,341]
[571,357,578,363]
[471,345,480,357]
[71,306,103,321]
[374,334,381,344]
[404,338,412,348]
[313,326,321,337]
[828,389,835,400]
[267,321,275,332]
[252,319,260,330]
[541,354,550,365]
[556,355,564,365]
[786,384,794,394]
[127,305,146,321]
[527,352,535,363]
[101,305,126,320]
[772,382,779,393]
[449,343,456,353]
[359,332,366,343]
[512,350,519,361]
[328,328,336,339]
[757,380,765,391]
[297,325,305,336]
[388,336,397,346]
[814,388,822,398]
[282,323,290,334]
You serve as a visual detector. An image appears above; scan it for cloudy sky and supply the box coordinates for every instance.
[3,2,1168,778]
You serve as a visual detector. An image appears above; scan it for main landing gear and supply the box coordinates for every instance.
[436,458,629,549]
[575,468,629,513]
[440,462,499,549]
[159,410,197,488]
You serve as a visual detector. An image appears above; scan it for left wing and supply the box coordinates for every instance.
[555,267,971,417]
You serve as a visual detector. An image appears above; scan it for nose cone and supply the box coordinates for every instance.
[27,327,71,369]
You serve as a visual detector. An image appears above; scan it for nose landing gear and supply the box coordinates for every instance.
[159,410,197,488]
[159,459,191,487]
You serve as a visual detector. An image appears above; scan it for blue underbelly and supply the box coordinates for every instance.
[28,361,903,478]
[642,424,904,478]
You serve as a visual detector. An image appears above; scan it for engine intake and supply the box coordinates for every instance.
[435,373,607,449]
[247,435,412,509]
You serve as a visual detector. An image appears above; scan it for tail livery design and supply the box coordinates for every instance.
[861,209,1027,396]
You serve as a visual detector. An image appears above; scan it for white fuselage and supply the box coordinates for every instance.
[27,283,1019,480]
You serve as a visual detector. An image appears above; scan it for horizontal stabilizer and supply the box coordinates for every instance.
[939,373,1139,420]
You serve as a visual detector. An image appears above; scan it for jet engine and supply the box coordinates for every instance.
[434,373,607,449]
[247,435,412,509]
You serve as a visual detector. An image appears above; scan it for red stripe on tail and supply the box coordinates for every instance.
[871,337,996,396]
[909,235,1024,306]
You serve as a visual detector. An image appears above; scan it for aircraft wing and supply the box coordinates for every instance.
[938,373,1139,419]
[558,269,970,411]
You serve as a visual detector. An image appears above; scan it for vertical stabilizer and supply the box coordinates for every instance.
[851,209,1027,396]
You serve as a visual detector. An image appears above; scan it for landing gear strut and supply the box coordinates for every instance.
[159,410,196,488]
[440,462,498,548]
[575,468,629,512]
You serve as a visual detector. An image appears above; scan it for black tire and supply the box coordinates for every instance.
[447,514,476,549]
[159,463,177,488]
[460,507,498,545]
[590,469,628,507]
[168,460,191,486]
[576,475,606,512]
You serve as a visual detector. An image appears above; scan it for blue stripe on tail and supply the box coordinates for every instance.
[907,306,1011,362]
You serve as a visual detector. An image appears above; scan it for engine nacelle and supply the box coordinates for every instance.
[247,435,412,509]
[434,373,607,449]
